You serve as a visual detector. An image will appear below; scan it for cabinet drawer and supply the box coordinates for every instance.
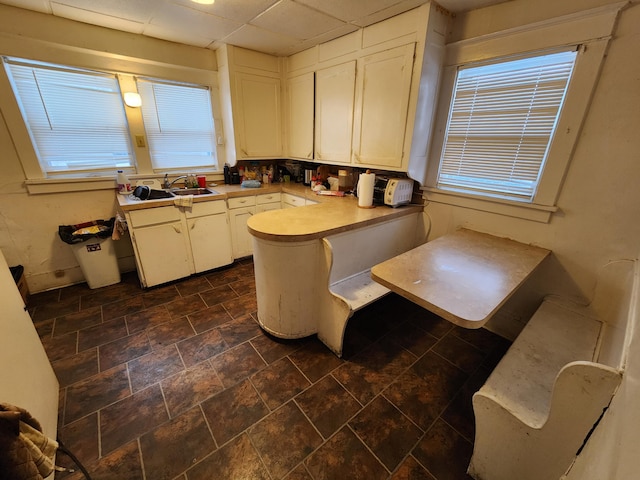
[184,200,226,218]
[282,193,306,207]
[256,192,281,205]
[129,206,181,227]
[228,196,256,209]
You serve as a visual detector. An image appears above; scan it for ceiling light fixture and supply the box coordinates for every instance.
[191,0,215,5]
[123,92,142,108]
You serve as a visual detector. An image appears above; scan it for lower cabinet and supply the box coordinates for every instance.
[256,192,281,213]
[282,192,306,208]
[228,196,256,259]
[127,201,233,288]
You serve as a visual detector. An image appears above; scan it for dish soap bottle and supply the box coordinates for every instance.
[116,170,131,194]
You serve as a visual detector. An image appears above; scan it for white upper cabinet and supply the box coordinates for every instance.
[287,72,315,160]
[352,43,416,169]
[315,61,356,164]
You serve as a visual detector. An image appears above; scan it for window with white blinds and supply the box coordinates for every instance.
[437,50,577,201]
[2,57,134,174]
[137,78,216,171]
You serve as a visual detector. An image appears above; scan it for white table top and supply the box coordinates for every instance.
[371,228,550,328]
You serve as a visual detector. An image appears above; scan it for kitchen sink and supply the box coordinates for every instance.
[171,188,219,196]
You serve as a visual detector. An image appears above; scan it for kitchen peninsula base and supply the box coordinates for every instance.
[249,202,424,357]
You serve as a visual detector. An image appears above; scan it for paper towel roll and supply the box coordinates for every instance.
[358,171,375,208]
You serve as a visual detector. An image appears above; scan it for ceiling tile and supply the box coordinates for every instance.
[0,0,51,14]
[251,0,345,41]
[150,3,242,41]
[51,2,145,34]
[351,0,428,27]
[286,23,360,55]
[221,24,299,56]
[52,0,160,23]
[143,23,214,48]
[171,0,279,24]
[293,0,407,23]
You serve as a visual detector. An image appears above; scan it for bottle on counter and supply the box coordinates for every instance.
[116,170,131,194]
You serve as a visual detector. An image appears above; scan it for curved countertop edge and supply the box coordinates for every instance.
[248,201,423,242]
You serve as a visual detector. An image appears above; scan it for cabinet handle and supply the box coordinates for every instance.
[173,225,181,234]
[190,222,196,230]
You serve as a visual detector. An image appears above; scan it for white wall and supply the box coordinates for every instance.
[436,0,640,478]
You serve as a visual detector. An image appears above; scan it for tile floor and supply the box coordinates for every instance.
[29,259,510,480]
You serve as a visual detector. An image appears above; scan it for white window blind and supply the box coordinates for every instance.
[437,50,577,201]
[137,78,217,171]
[3,57,134,174]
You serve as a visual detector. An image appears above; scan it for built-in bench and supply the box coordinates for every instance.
[468,259,637,480]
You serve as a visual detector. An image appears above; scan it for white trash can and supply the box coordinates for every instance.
[70,237,121,289]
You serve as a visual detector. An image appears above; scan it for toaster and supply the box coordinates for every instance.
[372,177,414,207]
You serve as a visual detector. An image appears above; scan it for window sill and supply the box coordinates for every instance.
[421,188,557,223]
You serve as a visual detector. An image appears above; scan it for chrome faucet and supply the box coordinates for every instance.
[163,174,188,189]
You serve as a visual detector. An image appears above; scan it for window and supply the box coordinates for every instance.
[3,57,134,175]
[437,50,577,202]
[137,78,217,171]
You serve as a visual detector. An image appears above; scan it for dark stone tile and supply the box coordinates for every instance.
[53,306,102,336]
[27,288,59,307]
[58,282,92,300]
[140,406,215,480]
[406,310,455,339]
[142,285,181,308]
[229,276,256,297]
[65,365,131,424]
[84,440,144,480]
[305,426,387,480]
[78,317,128,351]
[210,343,266,387]
[251,357,310,410]
[218,314,262,348]
[33,318,54,339]
[187,303,233,333]
[441,366,492,442]
[80,285,133,310]
[451,326,505,354]
[249,402,323,479]
[222,293,257,319]
[58,412,99,466]
[175,276,212,297]
[99,332,151,372]
[125,304,172,333]
[433,334,485,374]
[333,338,416,405]
[284,464,314,480]
[161,361,224,418]
[100,384,169,455]
[146,316,196,350]
[165,293,208,319]
[176,328,228,368]
[102,296,146,321]
[42,332,78,362]
[205,263,253,288]
[250,331,305,365]
[390,455,436,480]
[31,295,79,322]
[201,379,269,446]
[350,396,422,471]
[288,339,344,383]
[199,284,238,307]
[295,375,361,439]
[187,433,270,480]
[52,348,99,387]
[386,322,439,357]
[412,419,474,480]
[128,344,185,392]
[384,351,468,430]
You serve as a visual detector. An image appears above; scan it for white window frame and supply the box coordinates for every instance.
[0,38,223,194]
[423,3,625,222]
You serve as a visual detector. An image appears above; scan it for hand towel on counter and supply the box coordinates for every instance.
[173,194,194,208]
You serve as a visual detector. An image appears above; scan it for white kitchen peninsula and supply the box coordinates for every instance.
[247,195,424,357]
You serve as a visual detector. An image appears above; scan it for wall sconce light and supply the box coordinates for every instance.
[124,92,142,108]
[191,0,215,4]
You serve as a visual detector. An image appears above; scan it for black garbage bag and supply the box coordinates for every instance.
[58,217,115,245]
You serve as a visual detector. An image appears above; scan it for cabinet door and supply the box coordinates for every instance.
[352,44,415,169]
[315,61,356,164]
[256,202,281,213]
[235,73,282,158]
[133,222,192,287]
[287,72,314,159]
[229,206,255,259]
[188,214,233,273]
